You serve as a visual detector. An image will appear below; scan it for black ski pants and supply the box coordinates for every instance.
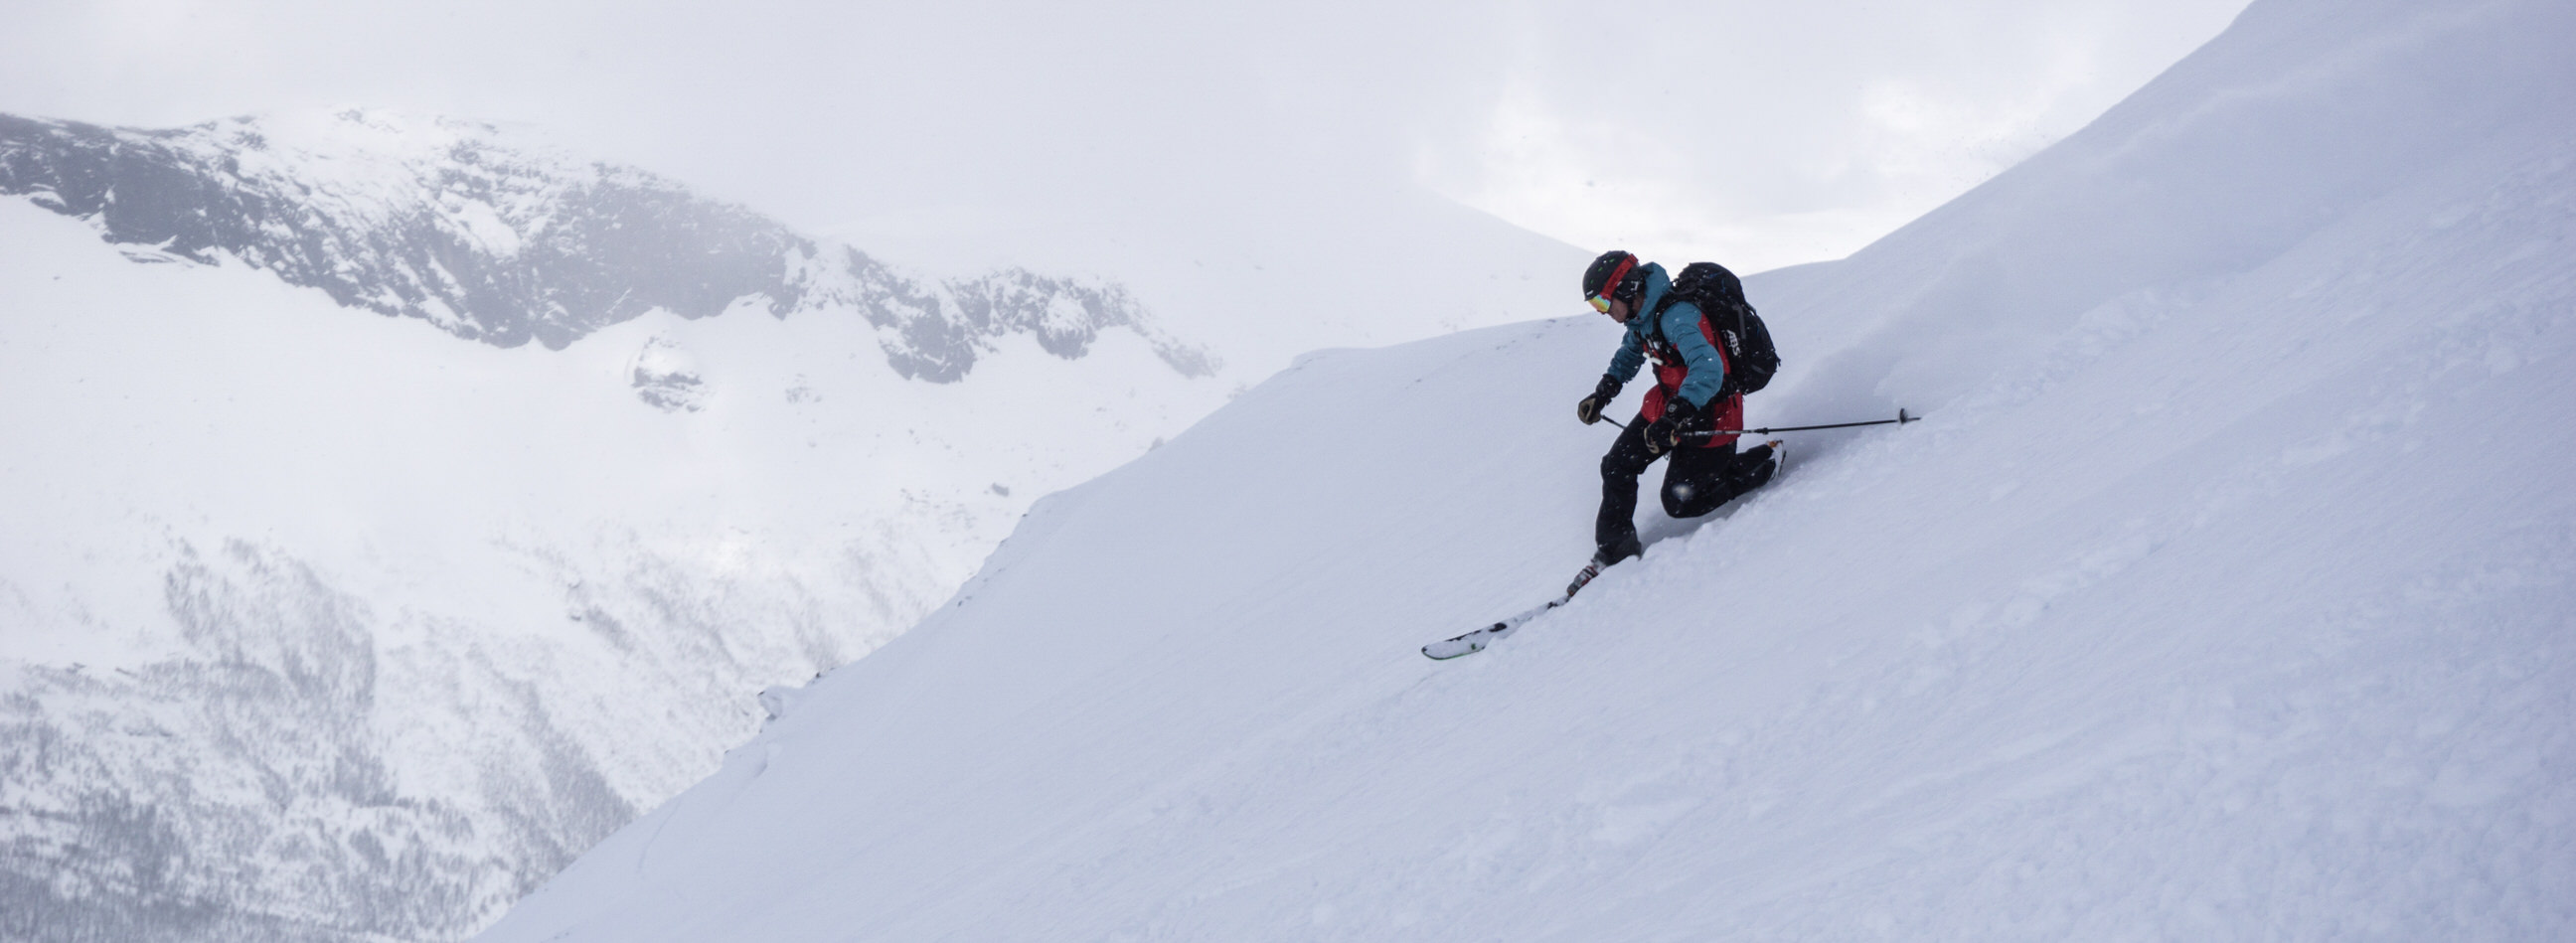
[1595,420,1777,555]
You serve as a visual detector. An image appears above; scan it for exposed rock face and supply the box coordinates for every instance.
[0,543,645,943]
[0,108,1212,381]
[629,335,709,412]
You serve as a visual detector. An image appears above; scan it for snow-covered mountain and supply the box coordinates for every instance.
[473,0,2576,939]
[0,110,1579,940]
[0,109,1210,381]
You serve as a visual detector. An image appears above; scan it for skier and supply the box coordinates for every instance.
[1567,250,1781,593]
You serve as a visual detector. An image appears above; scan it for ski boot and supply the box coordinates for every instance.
[1566,533,1643,597]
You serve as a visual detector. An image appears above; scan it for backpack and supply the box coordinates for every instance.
[1651,261,1779,397]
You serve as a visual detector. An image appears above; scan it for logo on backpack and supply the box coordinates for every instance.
[1653,261,1780,397]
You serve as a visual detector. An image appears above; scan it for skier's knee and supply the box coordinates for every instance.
[1662,479,1726,519]
[1660,482,1695,518]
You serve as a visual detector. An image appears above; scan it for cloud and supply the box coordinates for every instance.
[1412,0,2252,271]
[0,0,2248,274]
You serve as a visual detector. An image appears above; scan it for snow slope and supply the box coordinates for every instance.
[477,0,2576,938]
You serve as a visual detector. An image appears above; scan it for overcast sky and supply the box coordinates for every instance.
[3,0,2248,273]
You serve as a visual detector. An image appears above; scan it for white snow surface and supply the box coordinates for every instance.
[479,0,2576,939]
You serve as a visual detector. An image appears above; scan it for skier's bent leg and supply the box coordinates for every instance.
[1659,443,1735,519]
[1661,441,1775,519]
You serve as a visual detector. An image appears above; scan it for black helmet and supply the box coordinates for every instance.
[1581,250,1642,308]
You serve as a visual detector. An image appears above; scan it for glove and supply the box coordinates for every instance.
[1575,375,1622,425]
[1646,396,1701,452]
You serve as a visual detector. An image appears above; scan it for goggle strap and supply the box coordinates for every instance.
[1601,256,1635,302]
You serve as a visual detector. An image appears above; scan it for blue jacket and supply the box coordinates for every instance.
[1604,262,1727,409]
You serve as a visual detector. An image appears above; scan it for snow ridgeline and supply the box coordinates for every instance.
[478,0,2576,939]
[0,108,1212,381]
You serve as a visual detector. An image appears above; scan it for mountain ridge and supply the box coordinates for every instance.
[0,108,1211,382]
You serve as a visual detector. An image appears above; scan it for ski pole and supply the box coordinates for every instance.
[1688,407,1920,438]
[1602,408,1920,436]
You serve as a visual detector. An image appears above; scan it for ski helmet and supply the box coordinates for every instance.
[1581,250,1642,311]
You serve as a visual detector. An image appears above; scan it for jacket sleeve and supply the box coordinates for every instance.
[1604,320,1648,383]
[1664,301,1728,408]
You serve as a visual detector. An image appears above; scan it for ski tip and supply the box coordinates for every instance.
[1424,624,1508,661]
[1898,407,1917,424]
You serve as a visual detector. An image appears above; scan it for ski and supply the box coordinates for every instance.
[1421,595,1570,660]
[1422,439,1787,662]
[1422,553,1615,660]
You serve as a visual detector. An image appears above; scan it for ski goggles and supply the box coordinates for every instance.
[1587,293,1615,314]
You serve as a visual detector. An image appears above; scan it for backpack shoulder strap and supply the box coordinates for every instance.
[1650,281,1711,341]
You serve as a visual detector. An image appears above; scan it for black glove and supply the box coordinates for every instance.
[1646,396,1701,452]
[1575,375,1622,425]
